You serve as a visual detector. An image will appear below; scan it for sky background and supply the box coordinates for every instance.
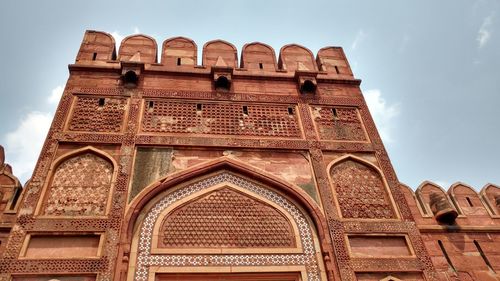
[0,0,499,190]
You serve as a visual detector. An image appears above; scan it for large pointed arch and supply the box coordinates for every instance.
[120,157,334,281]
[327,154,399,219]
[34,146,118,217]
[123,157,327,243]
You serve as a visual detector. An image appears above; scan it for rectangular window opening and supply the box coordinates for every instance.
[438,240,456,272]
[334,65,340,74]
[332,108,338,119]
[466,197,474,207]
[242,105,249,115]
[98,98,105,107]
[259,62,263,69]
[148,101,154,109]
[92,52,97,61]
[177,57,182,66]
[288,107,294,115]
[196,103,203,111]
[474,240,495,273]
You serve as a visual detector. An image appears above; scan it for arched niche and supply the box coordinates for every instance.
[202,40,238,68]
[35,146,117,217]
[76,30,116,62]
[416,181,457,216]
[161,36,197,66]
[449,182,488,216]
[316,46,353,76]
[399,183,427,217]
[480,183,500,216]
[123,158,331,281]
[278,44,317,72]
[328,155,398,219]
[241,42,277,71]
[119,34,158,63]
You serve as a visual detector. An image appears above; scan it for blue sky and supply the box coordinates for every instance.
[0,0,499,190]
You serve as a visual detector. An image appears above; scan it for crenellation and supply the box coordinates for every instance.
[76,30,116,63]
[161,37,197,66]
[202,39,238,68]
[118,34,158,63]
[74,32,354,80]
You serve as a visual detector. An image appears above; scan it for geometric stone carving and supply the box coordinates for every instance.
[330,159,396,219]
[41,153,113,216]
[142,100,301,138]
[68,96,127,133]
[133,172,321,281]
[160,187,295,248]
[312,106,366,141]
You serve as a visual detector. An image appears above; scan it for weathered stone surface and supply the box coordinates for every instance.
[0,30,498,281]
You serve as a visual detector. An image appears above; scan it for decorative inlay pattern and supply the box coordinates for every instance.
[160,187,295,248]
[41,153,113,216]
[312,106,366,141]
[142,100,301,138]
[330,159,395,219]
[68,96,127,132]
[135,172,320,281]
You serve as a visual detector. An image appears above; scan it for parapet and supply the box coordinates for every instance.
[400,180,500,226]
[0,145,23,214]
[74,30,353,77]
[76,30,116,62]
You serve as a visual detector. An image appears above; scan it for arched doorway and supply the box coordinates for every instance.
[125,163,328,281]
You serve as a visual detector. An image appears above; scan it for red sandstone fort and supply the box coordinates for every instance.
[0,30,499,281]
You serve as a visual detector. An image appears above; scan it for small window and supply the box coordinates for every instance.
[148,101,154,109]
[259,62,263,69]
[177,58,181,66]
[300,80,316,94]
[98,98,105,107]
[332,108,338,119]
[215,75,230,91]
[287,107,294,115]
[466,197,474,207]
[92,52,97,61]
[123,70,139,87]
[242,105,249,115]
[334,65,340,74]
[196,103,203,111]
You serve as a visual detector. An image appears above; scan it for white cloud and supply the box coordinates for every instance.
[364,89,400,143]
[111,27,141,46]
[351,29,366,50]
[3,111,53,183]
[477,13,494,48]
[47,85,63,104]
[111,31,124,45]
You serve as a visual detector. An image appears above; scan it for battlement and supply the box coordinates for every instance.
[75,30,353,76]
[400,181,500,226]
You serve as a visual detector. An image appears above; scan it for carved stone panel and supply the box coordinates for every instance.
[68,96,127,133]
[312,106,367,141]
[330,159,395,219]
[142,100,301,138]
[159,187,295,248]
[41,153,113,216]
